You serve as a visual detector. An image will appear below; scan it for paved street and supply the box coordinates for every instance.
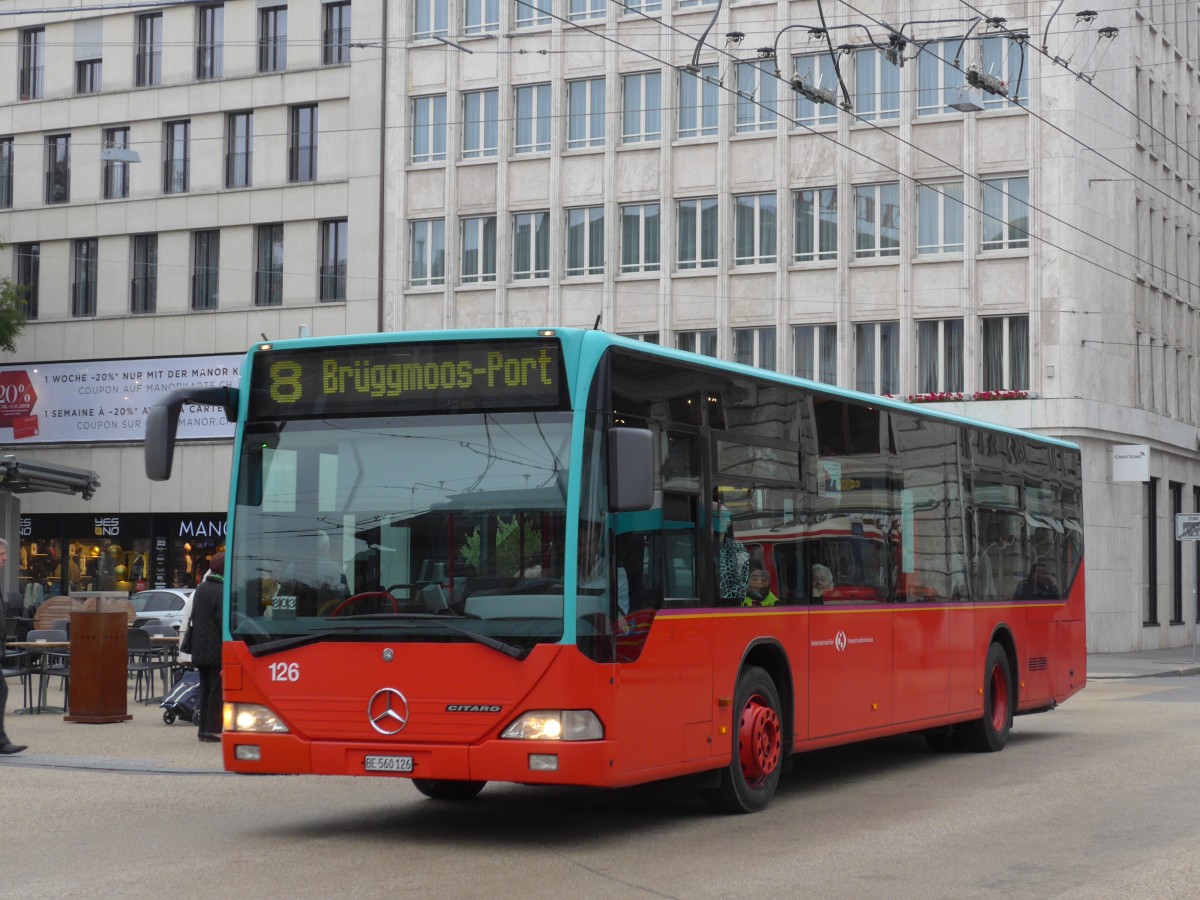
[3,653,1200,899]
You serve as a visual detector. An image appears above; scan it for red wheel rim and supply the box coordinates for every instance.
[737,693,781,787]
[988,663,1009,732]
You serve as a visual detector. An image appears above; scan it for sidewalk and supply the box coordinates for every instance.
[2,648,1198,772]
[1087,645,1200,679]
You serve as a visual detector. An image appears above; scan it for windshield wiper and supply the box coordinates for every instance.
[428,618,528,660]
[246,628,374,658]
[322,612,529,659]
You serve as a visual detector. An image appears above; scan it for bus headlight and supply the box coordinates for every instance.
[224,703,290,733]
[500,710,603,741]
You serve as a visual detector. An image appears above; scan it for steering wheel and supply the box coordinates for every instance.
[328,590,401,617]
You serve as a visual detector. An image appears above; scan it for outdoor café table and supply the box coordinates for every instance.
[5,641,70,714]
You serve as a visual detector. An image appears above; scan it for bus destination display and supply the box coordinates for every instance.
[249,340,564,418]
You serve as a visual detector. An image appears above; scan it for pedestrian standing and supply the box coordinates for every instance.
[190,551,225,743]
[0,538,28,754]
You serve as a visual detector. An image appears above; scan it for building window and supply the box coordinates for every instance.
[736,60,779,133]
[678,197,718,270]
[192,230,220,310]
[410,219,446,287]
[515,84,551,153]
[102,126,130,200]
[981,176,1029,250]
[259,6,287,72]
[135,13,163,86]
[461,215,497,283]
[624,0,661,10]
[1171,481,1184,624]
[734,193,777,266]
[412,95,447,163]
[463,90,499,158]
[569,0,605,22]
[733,327,776,370]
[289,104,317,182]
[855,321,899,395]
[226,112,253,188]
[917,318,964,392]
[854,182,900,258]
[793,324,837,384]
[163,120,190,194]
[981,36,1026,108]
[1146,477,1159,625]
[323,1,351,64]
[512,211,550,280]
[20,29,44,100]
[793,53,838,127]
[567,78,606,150]
[45,134,70,205]
[676,330,717,357]
[320,219,348,301]
[76,59,102,94]
[0,138,12,209]
[15,243,39,318]
[255,224,284,307]
[918,39,966,116]
[620,332,661,343]
[197,4,224,79]
[515,0,550,28]
[620,203,660,274]
[414,0,448,36]
[131,234,158,314]
[464,0,498,33]
[854,49,900,122]
[678,65,718,139]
[622,72,661,143]
[917,182,964,255]
[981,315,1029,391]
[71,238,99,318]
[794,187,837,262]
[678,0,717,8]
[566,206,605,277]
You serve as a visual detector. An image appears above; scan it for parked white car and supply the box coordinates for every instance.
[131,588,194,633]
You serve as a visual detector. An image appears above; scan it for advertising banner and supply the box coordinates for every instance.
[0,354,242,444]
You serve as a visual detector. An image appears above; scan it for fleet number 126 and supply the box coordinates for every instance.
[269,662,300,682]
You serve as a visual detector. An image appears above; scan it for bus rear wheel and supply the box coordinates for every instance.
[961,643,1013,753]
[411,778,487,801]
[703,666,783,814]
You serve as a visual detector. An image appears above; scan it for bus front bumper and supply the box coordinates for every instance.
[223,732,617,786]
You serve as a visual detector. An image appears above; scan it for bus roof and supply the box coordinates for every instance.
[244,327,1078,452]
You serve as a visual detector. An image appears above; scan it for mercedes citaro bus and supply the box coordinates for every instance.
[145,328,1085,813]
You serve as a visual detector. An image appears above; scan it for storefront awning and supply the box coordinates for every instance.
[0,456,101,499]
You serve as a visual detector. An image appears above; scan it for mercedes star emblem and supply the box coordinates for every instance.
[368,687,410,735]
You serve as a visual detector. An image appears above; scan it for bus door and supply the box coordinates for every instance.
[611,491,713,774]
[805,528,895,738]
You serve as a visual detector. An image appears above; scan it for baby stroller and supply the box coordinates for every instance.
[160,670,201,725]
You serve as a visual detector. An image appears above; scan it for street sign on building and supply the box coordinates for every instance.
[1175,514,1200,540]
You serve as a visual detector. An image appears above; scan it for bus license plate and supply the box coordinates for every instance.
[364,755,413,773]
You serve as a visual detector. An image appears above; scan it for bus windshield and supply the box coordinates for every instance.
[230,411,572,651]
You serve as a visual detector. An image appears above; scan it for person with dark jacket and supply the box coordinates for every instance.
[0,538,27,754]
[190,551,225,742]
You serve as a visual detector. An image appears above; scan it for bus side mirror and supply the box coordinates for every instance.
[608,427,654,512]
[144,386,239,481]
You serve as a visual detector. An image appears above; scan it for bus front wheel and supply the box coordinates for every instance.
[703,666,783,814]
[962,643,1013,753]
[411,778,486,801]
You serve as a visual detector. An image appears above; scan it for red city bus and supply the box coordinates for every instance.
[145,329,1085,813]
